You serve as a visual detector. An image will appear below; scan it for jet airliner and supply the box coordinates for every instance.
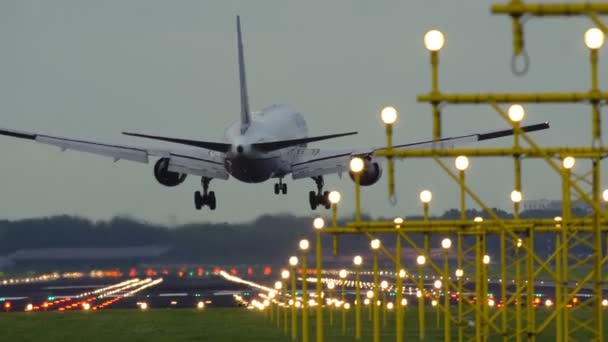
[0,17,549,211]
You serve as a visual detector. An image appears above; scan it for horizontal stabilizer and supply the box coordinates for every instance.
[252,132,358,153]
[477,122,550,141]
[123,132,232,153]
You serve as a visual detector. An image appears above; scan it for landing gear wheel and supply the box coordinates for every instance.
[322,191,331,209]
[194,191,203,210]
[281,183,287,194]
[208,191,216,210]
[309,191,318,210]
[274,183,280,195]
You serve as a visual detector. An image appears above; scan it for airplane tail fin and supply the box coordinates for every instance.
[236,16,251,134]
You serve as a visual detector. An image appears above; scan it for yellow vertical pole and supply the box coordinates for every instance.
[475,233,483,342]
[283,280,288,335]
[291,265,298,341]
[373,249,380,342]
[302,251,309,342]
[341,281,346,335]
[525,228,535,342]
[419,204,429,341]
[396,232,403,342]
[555,233,562,342]
[328,286,334,327]
[592,158,603,341]
[500,229,507,340]
[431,50,441,140]
[591,46,602,340]
[457,232,464,342]
[444,249,450,342]
[562,170,570,341]
[513,117,522,342]
[355,173,361,223]
[355,265,362,340]
[386,123,395,202]
[315,230,324,342]
[382,290,387,328]
[332,203,338,256]
[457,172,465,342]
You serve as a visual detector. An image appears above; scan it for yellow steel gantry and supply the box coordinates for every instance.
[253,2,608,341]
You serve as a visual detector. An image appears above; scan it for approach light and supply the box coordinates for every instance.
[424,30,445,51]
[419,190,432,204]
[585,28,605,50]
[349,157,365,173]
[299,239,309,251]
[313,217,325,230]
[328,191,341,204]
[562,156,575,169]
[339,269,348,279]
[455,156,469,171]
[281,270,290,279]
[381,106,398,125]
[289,256,298,266]
[416,255,426,265]
[510,190,523,203]
[434,280,442,289]
[508,104,525,122]
[353,255,362,266]
[370,239,381,250]
[441,238,452,249]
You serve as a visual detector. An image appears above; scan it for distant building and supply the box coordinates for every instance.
[523,199,592,213]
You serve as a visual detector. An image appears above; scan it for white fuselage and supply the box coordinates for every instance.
[222,104,307,183]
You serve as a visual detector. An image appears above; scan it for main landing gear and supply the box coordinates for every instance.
[309,176,330,210]
[274,178,287,195]
[195,177,216,210]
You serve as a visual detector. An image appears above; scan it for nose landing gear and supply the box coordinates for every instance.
[194,177,216,210]
[274,178,287,195]
[309,176,330,210]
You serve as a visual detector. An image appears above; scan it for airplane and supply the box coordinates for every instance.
[0,16,549,211]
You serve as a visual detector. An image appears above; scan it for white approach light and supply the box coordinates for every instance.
[328,281,335,290]
[603,189,608,202]
[339,269,348,279]
[394,217,404,227]
[474,216,483,223]
[197,301,205,309]
[381,106,398,125]
[380,280,388,289]
[370,239,381,250]
[416,255,426,265]
[349,157,365,173]
[441,238,452,249]
[299,239,310,251]
[585,28,605,50]
[328,191,341,204]
[455,269,464,278]
[353,255,363,266]
[274,281,282,290]
[401,298,408,306]
[510,190,523,203]
[313,217,325,230]
[455,156,470,171]
[281,270,290,279]
[366,290,374,299]
[289,256,298,266]
[562,156,575,170]
[419,190,432,204]
[434,280,442,289]
[508,104,525,122]
[424,30,445,51]
[483,255,491,265]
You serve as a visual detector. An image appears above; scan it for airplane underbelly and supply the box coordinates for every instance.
[224,156,280,183]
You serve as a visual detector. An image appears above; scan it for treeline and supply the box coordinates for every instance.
[0,207,592,265]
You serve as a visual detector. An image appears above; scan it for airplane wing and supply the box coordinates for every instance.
[0,127,229,179]
[290,122,549,179]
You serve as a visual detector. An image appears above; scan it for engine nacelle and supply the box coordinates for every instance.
[154,158,187,187]
[348,158,383,186]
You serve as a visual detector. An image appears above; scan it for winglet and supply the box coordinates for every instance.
[236,15,251,134]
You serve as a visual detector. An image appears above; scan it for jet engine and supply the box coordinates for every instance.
[348,157,383,186]
[154,158,186,187]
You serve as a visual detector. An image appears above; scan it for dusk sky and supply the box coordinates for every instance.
[0,1,603,225]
